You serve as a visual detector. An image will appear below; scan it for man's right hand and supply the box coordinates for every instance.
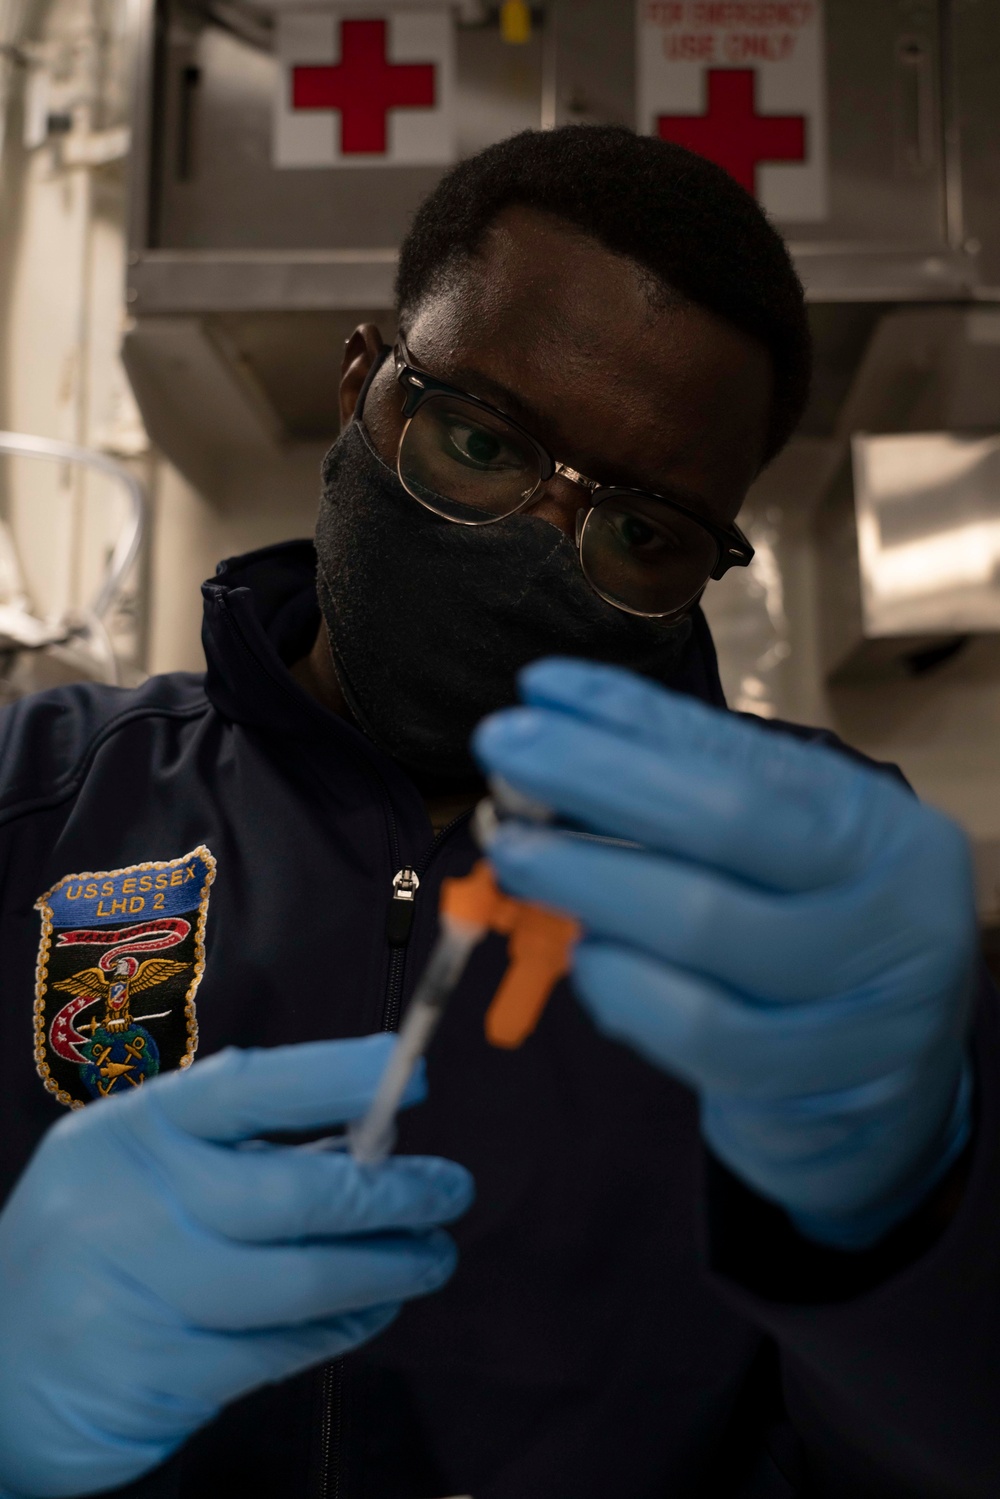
[0,1036,473,1498]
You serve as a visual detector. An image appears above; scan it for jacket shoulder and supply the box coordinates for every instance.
[0,673,209,822]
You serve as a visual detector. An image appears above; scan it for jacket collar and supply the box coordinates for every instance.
[202,539,334,737]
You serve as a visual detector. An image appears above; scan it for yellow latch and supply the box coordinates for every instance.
[500,0,532,45]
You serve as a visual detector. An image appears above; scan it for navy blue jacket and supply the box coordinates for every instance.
[2,542,999,1499]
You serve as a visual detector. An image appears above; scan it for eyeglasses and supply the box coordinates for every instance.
[385,336,754,619]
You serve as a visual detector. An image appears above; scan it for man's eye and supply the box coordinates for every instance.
[442,420,522,471]
[611,511,673,553]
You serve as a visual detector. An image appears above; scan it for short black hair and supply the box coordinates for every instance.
[395,125,810,463]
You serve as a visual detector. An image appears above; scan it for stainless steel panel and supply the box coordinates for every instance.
[815,427,1000,680]
[125,0,158,253]
[208,307,397,436]
[793,244,975,301]
[129,248,398,312]
[122,316,282,495]
[855,430,1000,636]
[787,0,946,245]
[546,0,633,127]
[951,0,1000,291]
[122,306,397,492]
[835,307,1000,435]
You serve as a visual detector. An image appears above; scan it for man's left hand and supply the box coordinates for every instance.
[473,658,977,1251]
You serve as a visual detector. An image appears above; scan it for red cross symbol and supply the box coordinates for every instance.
[657,69,805,196]
[292,20,436,155]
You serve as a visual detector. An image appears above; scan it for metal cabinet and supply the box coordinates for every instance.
[121,0,997,489]
[149,14,544,253]
[131,0,546,313]
[129,0,981,308]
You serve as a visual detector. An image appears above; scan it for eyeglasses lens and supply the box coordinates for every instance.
[398,395,541,522]
[580,493,719,616]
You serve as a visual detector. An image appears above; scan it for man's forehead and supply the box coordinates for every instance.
[412,207,674,382]
[405,208,773,501]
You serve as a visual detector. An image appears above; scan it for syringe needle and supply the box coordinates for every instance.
[347,916,484,1166]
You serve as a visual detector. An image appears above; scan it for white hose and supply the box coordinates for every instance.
[0,431,147,619]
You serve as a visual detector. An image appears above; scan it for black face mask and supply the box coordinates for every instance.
[315,415,694,782]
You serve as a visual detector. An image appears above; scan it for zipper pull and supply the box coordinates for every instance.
[387,867,420,946]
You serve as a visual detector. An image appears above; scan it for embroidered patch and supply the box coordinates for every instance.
[34,846,215,1109]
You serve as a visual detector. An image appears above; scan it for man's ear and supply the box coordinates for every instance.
[340,324,386,428]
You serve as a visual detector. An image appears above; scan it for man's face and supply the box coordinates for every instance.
[342,205,774,547]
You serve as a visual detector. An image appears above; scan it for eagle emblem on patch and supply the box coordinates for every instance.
[34,846,215,1109]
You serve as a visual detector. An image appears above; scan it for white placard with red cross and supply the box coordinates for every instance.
[274,8,455,168]
[636,1,828,222]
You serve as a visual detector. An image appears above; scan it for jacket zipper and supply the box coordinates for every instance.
[383,866,420,1032]
[219,598,473,1499]
[318,1361,341,1499]
[381,811,473,1033]
[320,810,470,1499]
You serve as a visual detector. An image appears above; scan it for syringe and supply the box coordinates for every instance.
[347,785,576,1169]
[346,907,487,1166]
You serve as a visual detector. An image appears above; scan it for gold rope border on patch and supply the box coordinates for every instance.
[33,845,217,1109]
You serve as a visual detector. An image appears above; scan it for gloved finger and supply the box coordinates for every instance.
[76,1305,403,1430]
[132,1105,475,1240]
[521,657,730,736]
[148,1034,425,1142]
[59,1306,403,1466]
[518,657,835,772]
[489,816,973,1002]
[699,1069,968,1230]
[570,939,951,1097]
[150,1227,459,1330]
[474,662,904,892]
[219,1304,402,1391]
[152,1305,403,1412]
[486,822,890,1000]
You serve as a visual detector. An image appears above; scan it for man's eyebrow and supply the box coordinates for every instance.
[445,364,540,427]
[442,364,719,520]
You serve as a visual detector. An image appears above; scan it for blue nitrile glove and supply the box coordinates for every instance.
[474,658,976,1252]
[0,1036,473,1498]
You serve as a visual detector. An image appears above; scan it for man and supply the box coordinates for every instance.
[0,126,995,1498]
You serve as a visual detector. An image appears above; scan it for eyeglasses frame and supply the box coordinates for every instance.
[389,335,755,618]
